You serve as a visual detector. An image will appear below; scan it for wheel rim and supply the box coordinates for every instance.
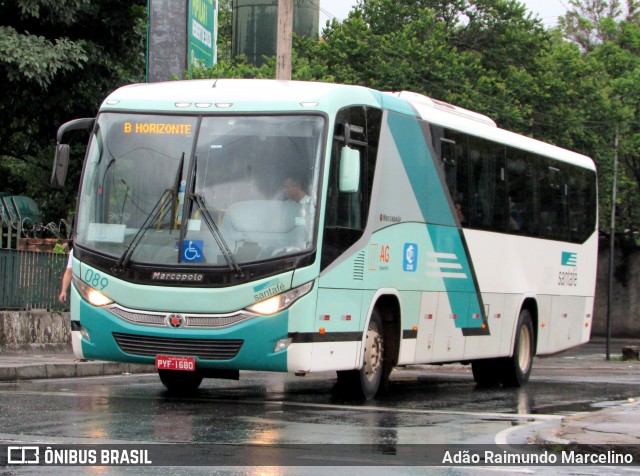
[363,322,383,383]
[517,325,532,373]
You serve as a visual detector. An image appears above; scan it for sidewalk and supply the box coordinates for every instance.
[535,399,640,457]
[531,338,640,457]
[0,350,153,381]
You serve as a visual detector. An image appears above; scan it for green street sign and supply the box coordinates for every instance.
[188,0,218,71]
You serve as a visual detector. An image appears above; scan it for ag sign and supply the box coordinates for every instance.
[188,0,218,71]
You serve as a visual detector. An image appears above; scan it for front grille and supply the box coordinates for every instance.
[107,305,253,329]
[113,333,243,361]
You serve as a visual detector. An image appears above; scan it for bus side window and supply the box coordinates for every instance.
[569,168,597,243]
[506,149,538,235]
[441,131,469,227]
[321,106,381,270]
[539,161,569,241]
[467,136,506,231]
[441,138,457,199]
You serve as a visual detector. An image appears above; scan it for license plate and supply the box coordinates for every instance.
[155,355,196,372]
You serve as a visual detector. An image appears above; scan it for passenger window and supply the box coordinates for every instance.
[468,136,506,231]
[506,149,538,235]
[442,131,468,226]
[539,160,569,241]
[569,169,597,243]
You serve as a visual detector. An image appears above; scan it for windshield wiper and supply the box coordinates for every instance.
[112,153,185,275]
[177,156,244,277]
[193,193,244,278]
[171,152,185,230]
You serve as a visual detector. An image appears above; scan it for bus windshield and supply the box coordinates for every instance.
[76,113,325,266]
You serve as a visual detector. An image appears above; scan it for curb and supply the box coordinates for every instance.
[534,420,577,446]
[534,403,640,459]
[0,361,154,382]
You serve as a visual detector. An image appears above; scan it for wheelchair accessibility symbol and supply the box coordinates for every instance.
[182,240,204,263]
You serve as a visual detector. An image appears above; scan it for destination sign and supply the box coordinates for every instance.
[123,122,193,135]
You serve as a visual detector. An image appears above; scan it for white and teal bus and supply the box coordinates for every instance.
[52,80,597,398]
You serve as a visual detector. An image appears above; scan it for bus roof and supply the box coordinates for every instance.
[101,79,594,172]
[101,79,382,115]
[388,91,595,172]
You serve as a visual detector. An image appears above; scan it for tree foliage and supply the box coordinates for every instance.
[556,0,640,243]
[2,0,640,246]
[559,0,640,51]
[0,0,146,223]
[200,0,640,244]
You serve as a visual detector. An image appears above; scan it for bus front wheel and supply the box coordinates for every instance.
[499,309,534,387]
[337,310,386,400]
[158,369,204,393]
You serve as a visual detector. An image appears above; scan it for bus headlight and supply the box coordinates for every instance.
[245,281,313,316]
[72,275,114,307]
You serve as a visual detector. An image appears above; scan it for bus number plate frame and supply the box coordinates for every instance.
[155,355,196,372]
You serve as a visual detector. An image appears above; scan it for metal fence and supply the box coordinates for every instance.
[1,196,22,249]
[0,249,68,310]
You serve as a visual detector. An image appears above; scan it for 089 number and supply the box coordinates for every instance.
[84,269,109,290]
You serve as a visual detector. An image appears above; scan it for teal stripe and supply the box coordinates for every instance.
[387,112,455,226]
[426,225,483,329]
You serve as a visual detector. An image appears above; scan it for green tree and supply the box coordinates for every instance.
[558,0,639,51]
[559,0,640,243]
[304,0,553,132]
[217,0,233,62]
[0,0,147,225]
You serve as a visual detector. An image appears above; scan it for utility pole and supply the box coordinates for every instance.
[276,0,293,80]
[606,124,619,361]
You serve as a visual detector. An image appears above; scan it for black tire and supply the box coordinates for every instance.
[158,369,203,393]
[336,309,386,400]
[499,309,535,387]
[471,359,501,387]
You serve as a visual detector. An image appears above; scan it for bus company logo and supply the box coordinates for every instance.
[253,279,285,302]
[561,252,577,267]
[7,446,39,464]
[166,314,186,328]
[559,252,578,287]
[403,243,418,272]
[369,244,391,271]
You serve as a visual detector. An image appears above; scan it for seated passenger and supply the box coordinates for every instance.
[509,194,523,231]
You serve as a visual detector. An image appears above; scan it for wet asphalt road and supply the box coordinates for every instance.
[0,339,639,474]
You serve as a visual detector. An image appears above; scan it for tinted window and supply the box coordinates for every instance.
[322,106,382,269]
[506,148,538,235]
[468,136,506,230]
[539,159,569,241]
[429,128,595,243]
[569,168,597,242]
[441,130,468,226]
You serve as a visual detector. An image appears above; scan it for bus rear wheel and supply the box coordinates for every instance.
[471,359,501,387]
[337,310,386,400]
[499,309,534,387]
[158,369,203,393]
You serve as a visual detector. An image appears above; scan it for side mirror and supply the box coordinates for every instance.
[50,117,95,190]
[50,144,70,189]
[339,147,360,193]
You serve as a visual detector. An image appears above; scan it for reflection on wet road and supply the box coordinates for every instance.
[0,339,638,474]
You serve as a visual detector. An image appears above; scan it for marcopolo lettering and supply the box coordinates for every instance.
[151,272,204,282]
